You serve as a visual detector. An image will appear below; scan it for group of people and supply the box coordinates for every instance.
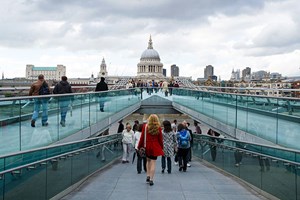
[125,79,180,96]
[29,75,109,127]
[119,115,201,186]
[29,74,73,127]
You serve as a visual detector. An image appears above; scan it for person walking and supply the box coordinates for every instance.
[121,123,134,163]
[138,114,164,186]
[53,76,73,127]
[176,123,191,172]
[161,120,176,174]
[134,124,147,174]
[95,77,108,112]
[162,80,169,97]
[132,120,139,133]
[194,121,202,134]
[29,74,50,127]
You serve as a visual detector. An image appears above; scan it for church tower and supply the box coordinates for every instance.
[99,58,108,77]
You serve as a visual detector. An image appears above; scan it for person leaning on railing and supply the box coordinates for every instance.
[29,74,50,127]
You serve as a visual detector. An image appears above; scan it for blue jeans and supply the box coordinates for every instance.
[32,98,48,124]
[98,97,105,111]
[59,100,70,122]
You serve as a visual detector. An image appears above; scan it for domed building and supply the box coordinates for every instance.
[137,36,164,79]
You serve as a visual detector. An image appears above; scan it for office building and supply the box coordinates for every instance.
[204,65,214,79]
[171,64,179,77]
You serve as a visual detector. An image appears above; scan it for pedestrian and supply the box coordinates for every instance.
[186,122,193,166]
[132,120,139,133]
[162,80,169,97]
[168,81,173,96]
[138,114,164,186]
[53,76,73,127]
[121,123,134,163]
[29,74,50,127]
[171,119,178,165]
[95,77,108,112]
[194,121,202,134]
[176,123,191,172]
[117,120,124,133]
[161,120,176,174]
[134,124,147,174]
[207,129,220,161]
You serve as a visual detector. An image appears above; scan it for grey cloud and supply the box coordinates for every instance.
[4,0,267,22]
[234,19,300,56]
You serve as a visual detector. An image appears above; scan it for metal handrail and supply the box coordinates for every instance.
[0,88,135,101]
[195,134,300,156]
[196,137,300,166]
[173,87,300,101]
[0,138,121,176]
[0,134,121,159]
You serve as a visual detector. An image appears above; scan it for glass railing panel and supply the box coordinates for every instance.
[71,151,89,185]
[46,155,72,199]
[20,96,59,151]
[0,178,3,200]
[222,147,241,177]
[261,160,296,200]
[0,135,123,199]
[46,143,75,158]
[4,149,47,171]
[213,93,230,126]
[277,98,300,149]
[3,164,47,200]
[0,99,21,121]
[89,93,98,126]
[195,135,300,200]
[0,99,21,154]
[236,95,248,132]
[239,153,262,189]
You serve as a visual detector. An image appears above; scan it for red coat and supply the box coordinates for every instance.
[138,125,164,157]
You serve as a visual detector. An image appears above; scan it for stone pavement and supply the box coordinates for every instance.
[62,157,268,200]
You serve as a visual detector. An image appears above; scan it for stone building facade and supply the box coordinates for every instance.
[26,65,66,81]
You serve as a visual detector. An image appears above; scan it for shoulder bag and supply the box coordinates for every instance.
[138,125,147,157]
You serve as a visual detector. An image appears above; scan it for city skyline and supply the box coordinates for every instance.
[0,0,300,80]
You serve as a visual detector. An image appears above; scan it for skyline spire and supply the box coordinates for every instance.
[148,34,153,49]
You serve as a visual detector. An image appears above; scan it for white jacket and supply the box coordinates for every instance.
[122,130,134,144]
[134,131,142,150]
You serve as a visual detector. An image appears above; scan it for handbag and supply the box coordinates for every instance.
[138,125,147,157]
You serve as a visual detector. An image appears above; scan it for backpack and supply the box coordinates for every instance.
[39,81,50,95]
[179,130,189,148]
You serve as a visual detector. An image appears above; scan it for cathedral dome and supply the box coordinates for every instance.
[141,49,160,60]
[140,36,160,61]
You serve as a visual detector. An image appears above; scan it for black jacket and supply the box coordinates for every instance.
[53,81,72,94]
[96,78,108,92]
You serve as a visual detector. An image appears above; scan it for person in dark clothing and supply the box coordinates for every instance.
[132,120,139,133]
[194,121,202,134]
[95,77,108,112]
[53,76,73,127]
[117,120,124,133]
[186,122,193,164]
[207,129,220,161]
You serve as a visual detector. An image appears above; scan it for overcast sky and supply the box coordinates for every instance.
[0,0,300,80]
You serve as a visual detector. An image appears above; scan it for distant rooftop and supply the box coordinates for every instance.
[32,67,57,71]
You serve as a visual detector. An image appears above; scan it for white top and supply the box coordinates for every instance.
[134,131,142,150]
[122,130,134,144]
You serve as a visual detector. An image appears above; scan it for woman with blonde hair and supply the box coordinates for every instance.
[138,114,164,186]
